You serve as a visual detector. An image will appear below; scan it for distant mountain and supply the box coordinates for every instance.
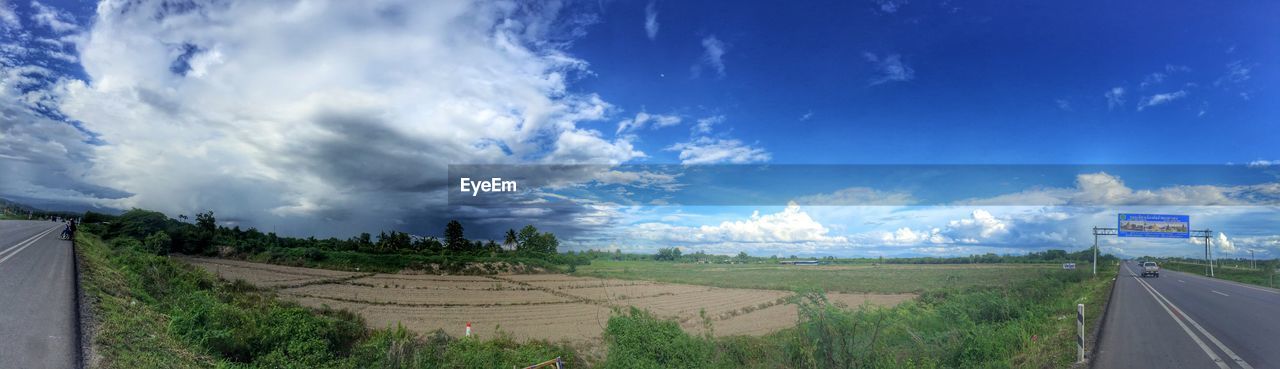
[1,198,41,213]
[0,196,123,216]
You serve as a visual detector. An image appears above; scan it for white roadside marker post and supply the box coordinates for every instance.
[1077,303,1086,363]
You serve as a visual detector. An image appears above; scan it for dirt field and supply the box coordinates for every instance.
[180,257,915,345]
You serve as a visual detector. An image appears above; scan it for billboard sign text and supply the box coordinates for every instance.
[1118,213,1190,238]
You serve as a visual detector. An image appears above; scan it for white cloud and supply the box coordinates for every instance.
[954,172,1278,206]
[792,187,916,206]
[589,169,680,191]
[692,115,723,134]
[946,209,1010,239]
[873,0,907,14]
[616,111,681,134]
[1190,232,1239,254]
[799,110,813,121]
[29,0,76,33]
[666,136,770,164]
[1104,86,1125,110]
[546,129,646,164]
[1139,72,1165,89]
[863,52,913,86]
[1055,99,1072,111]
[47,0,639,235]
[0,0,19,29]
[643,1,658,40]
[1214,60,1254,86]
[1248,160,1279,167]
[1137,90,1187,111]
[693,35,726,78]
[629,202,848,245]
[880,227,949,245]
[1222,235,1280,255]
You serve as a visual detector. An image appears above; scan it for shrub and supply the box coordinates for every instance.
[602,307,711,369]
[109,237,143,251]
[143,231,171,255]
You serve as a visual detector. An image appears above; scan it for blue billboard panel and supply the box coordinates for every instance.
[1118,214,1190,238]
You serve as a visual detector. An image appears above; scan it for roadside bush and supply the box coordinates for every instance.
[602,307,712,369]
[786,291,907,369]
[109,237,143,251]
[80,229,578,369]
[143,231,171,255]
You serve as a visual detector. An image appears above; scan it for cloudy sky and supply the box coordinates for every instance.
[1,0,1277,258]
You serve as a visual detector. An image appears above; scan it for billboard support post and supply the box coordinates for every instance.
[1203,230,1214,278]
[1092,227,1099,276]
[1091,227,1116,277]
[1092,221,1214,277]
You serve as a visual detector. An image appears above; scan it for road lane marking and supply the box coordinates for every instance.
[1179,279,1186,283]
[1130,265,1254,369]
[1125,264,1229,369]
[0,226,58,265]
[0,225,58,258]
[1185,272,1280,295]
[1212,290,1229,297]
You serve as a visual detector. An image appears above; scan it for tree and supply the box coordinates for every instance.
[444,220,467,251]
[504,229,518,251]
[187,210,217,254]
[655,247,682,261]
[534,232,559,254]
[111,209,170,240]
[516,225,539,253]
[355,232,374,252]
[195,211,216,233]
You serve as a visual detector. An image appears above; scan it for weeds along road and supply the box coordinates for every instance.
[1095,260,1280,369]
[0,220,78,369]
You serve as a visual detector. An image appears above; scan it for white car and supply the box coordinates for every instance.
[1141,261,1160,278]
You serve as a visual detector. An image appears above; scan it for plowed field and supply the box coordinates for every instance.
[182,258,914,344]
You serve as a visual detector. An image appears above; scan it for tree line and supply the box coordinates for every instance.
[567,246,1117,265]
[82,208,561,259]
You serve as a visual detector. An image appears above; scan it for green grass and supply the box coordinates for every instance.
[595,264,1118,369]
[574,260,1067,294]
[78,232,579,369]
[1162,261,1279,289]
[82,230,1117,368]
[79,233,217,368]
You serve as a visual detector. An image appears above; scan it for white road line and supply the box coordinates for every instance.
[1132,265,1254,369]
[0,225,57,258]
[0,226,58,265]
[1125,264,1229,369]
[1179,279,1186,283]
[1176,271,1280,295]
[1212,290,1229,297]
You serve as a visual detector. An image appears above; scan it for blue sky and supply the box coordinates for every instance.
[1,0,1277,258]
[567,0,1277,164]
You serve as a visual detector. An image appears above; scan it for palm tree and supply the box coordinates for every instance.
[503,229,517,251]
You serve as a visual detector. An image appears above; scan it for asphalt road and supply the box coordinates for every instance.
[1094,260,1280,369]
[0,220,78,369]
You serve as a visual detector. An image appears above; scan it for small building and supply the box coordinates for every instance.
[778,260,821,266]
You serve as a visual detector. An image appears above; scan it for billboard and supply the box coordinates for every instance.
[1118,213,1190,238]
